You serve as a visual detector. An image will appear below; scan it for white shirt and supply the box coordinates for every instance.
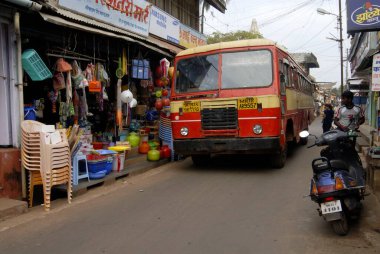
[335,105,364,130]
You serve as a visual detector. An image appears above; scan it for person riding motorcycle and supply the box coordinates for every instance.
[334,90,365,132]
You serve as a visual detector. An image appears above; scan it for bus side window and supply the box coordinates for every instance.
[279,61,287,95]
[285,65,294,87]
[292,68,298,89]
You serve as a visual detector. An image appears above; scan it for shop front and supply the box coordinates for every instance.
[0,0,185,208]
[348,32,378,128]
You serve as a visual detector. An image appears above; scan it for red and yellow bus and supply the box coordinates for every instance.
[169,39,315,168]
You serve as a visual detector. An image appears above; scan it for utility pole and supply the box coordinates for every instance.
[346,48,349,90]
[317,0,344,94]
[339,0,344,94]
[201,0,205,34]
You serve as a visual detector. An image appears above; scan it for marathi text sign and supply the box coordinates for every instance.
[372,53,380,91]
[59,0,151,37]
[183,101,200,113]
[179,24,206,49]
[149,6,180,44]
[347,0,380,34]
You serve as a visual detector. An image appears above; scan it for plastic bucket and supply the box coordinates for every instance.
[112,154,119,172]
[24,107,36,120]
[119,152,125,171]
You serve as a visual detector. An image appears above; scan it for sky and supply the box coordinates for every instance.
[203,0,349,87]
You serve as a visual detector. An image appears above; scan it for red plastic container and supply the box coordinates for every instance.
[92,142,103,150]
[87,154,107,162]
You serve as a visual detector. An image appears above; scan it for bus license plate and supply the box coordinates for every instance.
[238,97,258,110]
[320,200,342,214]
[183,101,201,113]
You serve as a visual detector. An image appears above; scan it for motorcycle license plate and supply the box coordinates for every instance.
[320,200,342,214]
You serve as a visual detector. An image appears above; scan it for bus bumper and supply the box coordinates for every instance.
[173,137,281,155]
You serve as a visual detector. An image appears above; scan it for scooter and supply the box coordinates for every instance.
[300,129,366,236]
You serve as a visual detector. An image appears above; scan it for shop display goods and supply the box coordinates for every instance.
[22,49,52,81]
[147,149,160,161]
[127,132,140,147]
[138,141,150,154]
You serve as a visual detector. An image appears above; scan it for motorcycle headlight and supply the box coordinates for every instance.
[253,124,263,134]
[180,127,189,136]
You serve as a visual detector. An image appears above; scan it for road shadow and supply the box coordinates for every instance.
[182,154,285,173]
[180,141,307,173]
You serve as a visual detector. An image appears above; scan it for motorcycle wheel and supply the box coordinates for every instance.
[191,154,210,166]
[330,212,349,236]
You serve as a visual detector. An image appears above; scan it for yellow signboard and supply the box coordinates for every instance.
[238,97,258,110]
[183,101,201,112]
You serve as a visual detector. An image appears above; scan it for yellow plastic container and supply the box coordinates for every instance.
[108,146,130,152]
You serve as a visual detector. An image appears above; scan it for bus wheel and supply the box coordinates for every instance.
[272,146,287,169]
[191,154,210,166]
[299,136,308,146]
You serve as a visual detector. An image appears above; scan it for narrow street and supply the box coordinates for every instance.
[1,118,380,254]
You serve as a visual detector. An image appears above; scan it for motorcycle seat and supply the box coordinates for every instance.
[330,160,349,171]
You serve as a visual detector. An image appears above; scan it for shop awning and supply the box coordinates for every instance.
[147,36,184,55]
[205,0,227,13]
[39,12,172,57]
[347,78,369,92]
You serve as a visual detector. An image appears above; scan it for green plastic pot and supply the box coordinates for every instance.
[147,149,160,161]
[127,132,140,147]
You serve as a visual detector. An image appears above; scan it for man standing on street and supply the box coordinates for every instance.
[334,90,365,132]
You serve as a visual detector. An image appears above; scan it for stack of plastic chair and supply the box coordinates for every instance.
[21,120,72,211]
[39,129,72,211]
[21,120,43,207]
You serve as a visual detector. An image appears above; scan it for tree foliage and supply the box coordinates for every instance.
[207,30,263,44]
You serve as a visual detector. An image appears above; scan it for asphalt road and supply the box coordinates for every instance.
[1,119,380,254]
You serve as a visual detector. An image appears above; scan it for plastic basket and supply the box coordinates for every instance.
[89,170,107,179]
[88,161,106,173]
[24,106,36,120]
[22,49,52,81]
[87,155,113,174]
[87,154,107,162]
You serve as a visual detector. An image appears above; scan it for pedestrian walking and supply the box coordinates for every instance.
[322,104,334,133]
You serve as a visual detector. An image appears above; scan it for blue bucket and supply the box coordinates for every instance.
[24,106,36,120]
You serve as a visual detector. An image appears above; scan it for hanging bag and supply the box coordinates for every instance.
[55,58,72,72]
[89,64,101,93]
[53,72,65,91]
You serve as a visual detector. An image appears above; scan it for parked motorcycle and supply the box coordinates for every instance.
[300,129,366,235]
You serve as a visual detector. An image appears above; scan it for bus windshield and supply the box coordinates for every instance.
[175,54,218,93]
[174,49,273,94]
[221,50,273,89]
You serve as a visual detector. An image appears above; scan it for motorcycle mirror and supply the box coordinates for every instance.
[299,130,310,138]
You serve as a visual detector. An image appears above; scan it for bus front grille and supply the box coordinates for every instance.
[201,107,238,130]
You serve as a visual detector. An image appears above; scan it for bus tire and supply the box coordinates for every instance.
[299,136,308,146]
[272,146,287,169]
[191,154,210,166]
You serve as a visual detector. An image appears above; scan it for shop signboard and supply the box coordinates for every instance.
[372,53,380,91]
[347,0,380,34]
[58,0,151,37]
[149,6,180,44]
[179,24,207,48]
[350,32,378,73]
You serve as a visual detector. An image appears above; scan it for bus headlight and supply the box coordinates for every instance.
[180,127,189,136]
[253,125,263,134]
